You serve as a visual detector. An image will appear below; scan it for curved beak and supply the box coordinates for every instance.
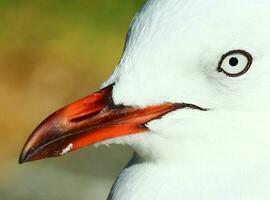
[19,84,186,164]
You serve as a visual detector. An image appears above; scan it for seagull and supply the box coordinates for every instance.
[19,0,270,199]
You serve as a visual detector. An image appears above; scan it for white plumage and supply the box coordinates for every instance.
[105,0,270,199]
[18,0,270,199]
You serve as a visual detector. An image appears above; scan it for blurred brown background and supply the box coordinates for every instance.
[0,0,146,199]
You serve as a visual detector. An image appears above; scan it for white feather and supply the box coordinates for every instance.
[102,0,270,199]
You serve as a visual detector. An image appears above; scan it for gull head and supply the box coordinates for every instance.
[19,0,270,168]
[107,0,270,164]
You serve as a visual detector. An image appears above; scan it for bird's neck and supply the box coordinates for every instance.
[108,155,270,200]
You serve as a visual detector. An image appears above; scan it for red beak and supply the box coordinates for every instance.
[19,84,201,164]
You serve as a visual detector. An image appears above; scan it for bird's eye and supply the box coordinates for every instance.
[217,50,253,77]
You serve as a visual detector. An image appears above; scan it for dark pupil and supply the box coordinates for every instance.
[229,57,239,67]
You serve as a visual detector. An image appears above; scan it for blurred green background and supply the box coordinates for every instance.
[0,0,146,199]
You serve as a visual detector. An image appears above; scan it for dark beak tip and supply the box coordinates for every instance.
[19,143,35,164]
[18,155,26,164]
[18,150,29,164]
[18,159,25,165]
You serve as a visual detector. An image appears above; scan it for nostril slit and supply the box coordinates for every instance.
[70,111,101,123]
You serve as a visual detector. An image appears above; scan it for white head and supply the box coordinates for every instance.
[102,0,270,167]
[20,0,270,172]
